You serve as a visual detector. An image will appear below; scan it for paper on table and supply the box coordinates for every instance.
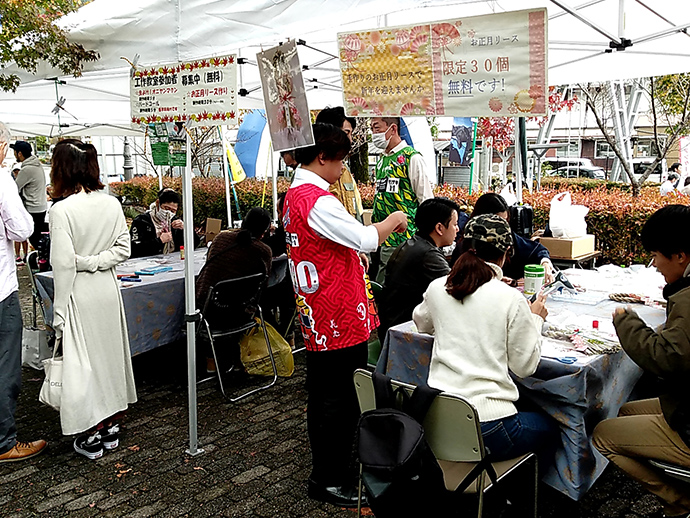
[540,337,596,364]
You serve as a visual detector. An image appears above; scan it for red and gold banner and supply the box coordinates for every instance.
[338,9,547,118]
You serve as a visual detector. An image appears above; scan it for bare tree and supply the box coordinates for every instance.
[579,75,690,197]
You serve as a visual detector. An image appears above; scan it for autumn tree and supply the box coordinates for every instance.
[580,74,690,197]
[0,0,98,92]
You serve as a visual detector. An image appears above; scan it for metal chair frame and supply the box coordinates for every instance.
[649,459,690,484]
[353,369,538,518]
[199,273,277,402]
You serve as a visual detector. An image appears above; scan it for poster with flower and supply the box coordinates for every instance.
[257,41,314,152]
[338,8,547,118]
[130,55,237,127]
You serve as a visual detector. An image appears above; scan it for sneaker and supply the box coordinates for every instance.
[73,432,103,460]
[0,440,47,463]
[100,424,120,450]
[15,256,24,266]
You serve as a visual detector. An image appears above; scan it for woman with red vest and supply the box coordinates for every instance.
[284,123,407,508]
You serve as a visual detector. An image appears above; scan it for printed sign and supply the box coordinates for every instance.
[257,41,314,152]
[131,55,238,127]
[147,122,187,166]
[338,9,547,118]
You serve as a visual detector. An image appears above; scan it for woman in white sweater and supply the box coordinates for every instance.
[413,214,558,461]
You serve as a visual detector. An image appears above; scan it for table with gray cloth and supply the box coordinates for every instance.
[36,249,288,356]
[376,284,666,500]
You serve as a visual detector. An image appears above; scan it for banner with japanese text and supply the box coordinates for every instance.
[257,41,314,152]
[130,55,237,127]
[338,9,547,118]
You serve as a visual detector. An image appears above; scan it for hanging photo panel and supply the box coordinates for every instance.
[338,8,547,118]
[257,41,315,152]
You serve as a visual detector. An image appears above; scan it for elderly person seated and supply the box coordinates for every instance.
[195,207,273,309]
[130,188,193,258]
[195,207,273,374]
[451,192,554,285]
[414,214,558,464]
[594,205,690,518]
[378,197,460,340]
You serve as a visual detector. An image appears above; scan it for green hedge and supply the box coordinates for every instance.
[112,177,686,266]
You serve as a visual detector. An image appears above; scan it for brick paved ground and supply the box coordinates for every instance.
[0,267,669,517]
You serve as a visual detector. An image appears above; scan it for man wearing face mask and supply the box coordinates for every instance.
[130,188,190,258]
[370,117,434,284]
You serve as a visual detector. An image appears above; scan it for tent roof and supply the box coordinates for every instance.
[3,0,690,135]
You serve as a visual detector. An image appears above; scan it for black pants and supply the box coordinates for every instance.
[28,212,47,249]
[306,341,368,487]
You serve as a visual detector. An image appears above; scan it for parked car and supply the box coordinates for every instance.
[552,165,606,180]
[543,157,595,171]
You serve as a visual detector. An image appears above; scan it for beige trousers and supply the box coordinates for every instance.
[593,398,690,516]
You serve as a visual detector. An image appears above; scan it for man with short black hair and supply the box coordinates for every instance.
[315,107,364,221]
[378,197,459,340]
[594,204,690,518]
[12,140,47,255]
[370,116,433,283]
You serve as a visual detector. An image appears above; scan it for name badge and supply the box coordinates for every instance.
[386,178,400,193]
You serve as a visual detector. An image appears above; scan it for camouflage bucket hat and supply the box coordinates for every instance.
[464,214,513,252]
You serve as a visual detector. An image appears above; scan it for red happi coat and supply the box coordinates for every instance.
[283,183,375,352]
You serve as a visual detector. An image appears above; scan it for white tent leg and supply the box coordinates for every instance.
[183,130,203,457]
[220,127,233,228]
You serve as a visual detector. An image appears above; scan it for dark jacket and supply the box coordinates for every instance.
[129,213,186,258]
[195,230,273,308]
[379,235,451,338]
[613,276,690,439]
[451,219,549,280]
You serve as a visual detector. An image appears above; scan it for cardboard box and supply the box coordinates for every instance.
[362,209,373,226]
[205,218,222,244]
[539,234,595,259]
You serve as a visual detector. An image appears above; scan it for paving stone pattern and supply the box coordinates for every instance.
[1,267,667,517]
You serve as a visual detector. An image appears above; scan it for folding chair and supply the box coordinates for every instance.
[649,459,690,484]
[25,251,49,327]
[199,273,277,402]
[353,369,538,518]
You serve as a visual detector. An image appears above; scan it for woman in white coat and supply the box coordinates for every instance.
[49,140,137,460]
[413,214,558,463]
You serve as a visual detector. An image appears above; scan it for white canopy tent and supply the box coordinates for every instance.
[3,0,690,136]
[5,0,690,456]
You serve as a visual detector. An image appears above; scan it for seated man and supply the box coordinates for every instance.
[378,197,460,340]
[593,205,690,518]
[130,188,188,258]
[195,207,273,308]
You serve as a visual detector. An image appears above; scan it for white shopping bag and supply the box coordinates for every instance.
[21,327,51,371]
[549,192,589,238]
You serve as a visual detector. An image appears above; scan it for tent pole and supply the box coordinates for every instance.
[183,129,203,457]
[271,142,278,222]
[219,126,233,228]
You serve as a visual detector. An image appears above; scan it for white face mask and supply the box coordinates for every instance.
[372,129,391,150]
[157,208,175,221]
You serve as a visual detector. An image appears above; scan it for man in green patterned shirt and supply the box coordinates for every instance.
[371,117,434,284]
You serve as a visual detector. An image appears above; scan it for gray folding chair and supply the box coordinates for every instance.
[199,273,277,402]
[353,369,538,518]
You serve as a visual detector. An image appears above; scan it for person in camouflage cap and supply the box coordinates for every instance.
[463,213,514,253]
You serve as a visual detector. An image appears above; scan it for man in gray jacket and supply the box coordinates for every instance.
[12,140,47,250]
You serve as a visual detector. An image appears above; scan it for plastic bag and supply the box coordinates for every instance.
[21,327,51,370]
[240,319,294,377]
[499,183,518,206]
[549,192,589,238]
